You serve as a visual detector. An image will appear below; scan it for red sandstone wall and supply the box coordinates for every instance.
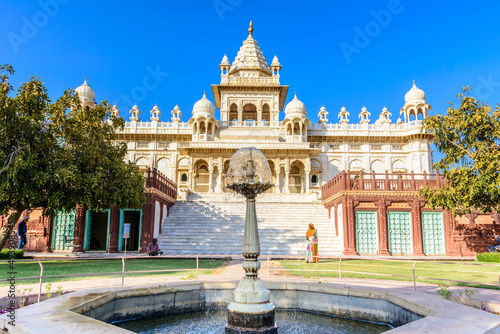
[1,208,52,252]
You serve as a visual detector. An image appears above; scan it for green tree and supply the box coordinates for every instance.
[0,65,145,248]
[420,87,500,216]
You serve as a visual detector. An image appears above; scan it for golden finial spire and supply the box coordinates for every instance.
[248,20,253,36]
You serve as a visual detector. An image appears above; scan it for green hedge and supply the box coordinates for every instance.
[477,252,500,263]
[0,249,24,259]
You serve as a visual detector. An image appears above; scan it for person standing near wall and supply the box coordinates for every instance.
[305,223,319,263]
[17,216,28,250]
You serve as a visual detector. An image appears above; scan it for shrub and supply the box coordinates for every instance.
[180,272,198,281]
[0,249,24,259]
[56,285,63,296]
[477,252,500,263]
[437,284,453,300]
[45,283,52,299]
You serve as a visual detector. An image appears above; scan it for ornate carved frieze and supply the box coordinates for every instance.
[387,202,411,209]
[356,202,377,208]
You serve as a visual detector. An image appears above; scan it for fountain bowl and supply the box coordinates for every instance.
[5,280,500,333]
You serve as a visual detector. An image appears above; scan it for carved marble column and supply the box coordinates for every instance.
[376,199,391,255]
[217,166,223,193]
[208,160,214,193]
[275,169,281,194]
[188,166,194,190]
[208,170,214,193]
[238,101,243,124]
[284,159,290,194]
[305,172,310,192]
[170,154,177,181]
[284,171,290,194]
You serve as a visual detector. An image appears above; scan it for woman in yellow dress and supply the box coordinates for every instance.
[305,223,319,263]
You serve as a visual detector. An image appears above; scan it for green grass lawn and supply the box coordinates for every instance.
[278,259,500,290]
[0,258,224,286]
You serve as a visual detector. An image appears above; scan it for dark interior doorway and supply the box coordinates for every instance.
[89,212,108,251]
[122,211,141,251]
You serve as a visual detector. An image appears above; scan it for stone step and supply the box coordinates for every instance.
[160,239,341,246]
[158,196,342,256]
[158,231,338,236]
[169,210,330,214]
[160,244,341,248]
[158,235,338,240]
[188,193,322,203]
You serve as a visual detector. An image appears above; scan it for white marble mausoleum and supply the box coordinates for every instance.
[71,22,437,255]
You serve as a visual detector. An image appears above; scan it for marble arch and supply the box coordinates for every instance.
[136,157,150,167]
[349,159,363,171]
[370,159,386,174]
[242,103,257,121]
[156,158,171,178]
[289,160,304,194]
[392,159,407,172]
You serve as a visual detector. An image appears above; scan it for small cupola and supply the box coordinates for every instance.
[129,104,140,121]
[150,104,161,121]
[359,106,370,124]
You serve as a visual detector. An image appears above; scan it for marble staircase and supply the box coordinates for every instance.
[157,193,343,256]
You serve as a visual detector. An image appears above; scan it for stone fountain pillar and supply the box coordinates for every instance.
[225,149,277,334]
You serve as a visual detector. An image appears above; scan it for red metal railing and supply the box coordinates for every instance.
[144,168,177,200]
[321,170,444,202]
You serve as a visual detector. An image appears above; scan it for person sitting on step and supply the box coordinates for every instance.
[147,238,163,256]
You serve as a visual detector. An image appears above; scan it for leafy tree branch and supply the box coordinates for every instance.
[0,65,145,248]
[420,87,500,216]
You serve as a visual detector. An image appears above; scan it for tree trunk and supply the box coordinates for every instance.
[0,208,24,249]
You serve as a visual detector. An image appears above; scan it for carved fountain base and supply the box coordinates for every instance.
[225,279,277,334]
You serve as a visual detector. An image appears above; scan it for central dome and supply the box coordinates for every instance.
[284,93,307,116]
[229,21,271,76]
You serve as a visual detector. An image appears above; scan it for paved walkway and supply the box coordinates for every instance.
[1,255,497,314]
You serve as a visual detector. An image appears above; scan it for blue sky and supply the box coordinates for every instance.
[1,0,499,125]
